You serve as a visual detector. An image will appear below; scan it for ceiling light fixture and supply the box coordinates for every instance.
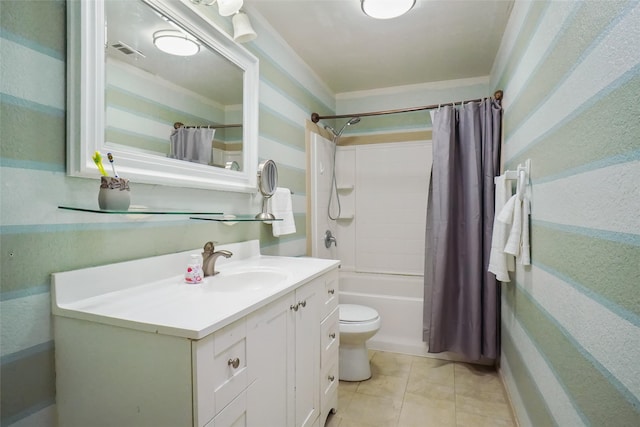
[232,11,257,43]
[217,0,243,17]
[153,30,200,56]
[361,0,415,19]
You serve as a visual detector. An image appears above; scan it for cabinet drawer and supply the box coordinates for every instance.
[320,306,339,367]
[321,360,339,414]
[194,319,248,426]
[204,389,247,427]
[321,268,339,319]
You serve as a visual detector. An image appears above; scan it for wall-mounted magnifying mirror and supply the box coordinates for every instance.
[255,160,278,220]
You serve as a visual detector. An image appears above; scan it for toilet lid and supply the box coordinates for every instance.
[339,304,379,323]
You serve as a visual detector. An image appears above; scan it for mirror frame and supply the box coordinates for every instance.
[67,0,259,192]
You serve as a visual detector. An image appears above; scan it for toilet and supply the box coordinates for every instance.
[338,304,381,381]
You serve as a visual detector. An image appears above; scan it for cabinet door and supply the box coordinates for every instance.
[246,292,295,427]
[294,279,321,427]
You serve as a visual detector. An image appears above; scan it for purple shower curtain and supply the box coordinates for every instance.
[423,98,502,361]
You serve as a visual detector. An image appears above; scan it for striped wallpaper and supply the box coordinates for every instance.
[491,1,640,426]
[0,0,331,424]
[3,0,638,426]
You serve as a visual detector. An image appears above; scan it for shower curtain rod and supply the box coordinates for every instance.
[310,90,503,123]
[173,122,242,129]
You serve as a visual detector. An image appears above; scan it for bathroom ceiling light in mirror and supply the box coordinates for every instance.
[153,30,200,56]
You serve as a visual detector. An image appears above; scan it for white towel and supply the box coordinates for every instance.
[503,170,531,265]
[488,175,515,282]
[504,195,523,256]
[520,195,531,265]
[269,187,296,237]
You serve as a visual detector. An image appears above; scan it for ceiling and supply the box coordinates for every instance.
[244,0,514,94]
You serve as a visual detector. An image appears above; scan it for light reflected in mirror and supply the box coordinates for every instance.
[105,0,244,170]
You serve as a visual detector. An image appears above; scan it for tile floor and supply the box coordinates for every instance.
[325,350,517,427]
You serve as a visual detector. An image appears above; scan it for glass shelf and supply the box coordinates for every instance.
[58,205,224,215]
[190,215,283,223]
[58,206,282,223]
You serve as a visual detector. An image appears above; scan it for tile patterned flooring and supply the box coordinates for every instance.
[325,350,517,427]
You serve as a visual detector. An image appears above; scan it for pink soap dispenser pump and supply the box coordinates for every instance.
[185,254,204,284]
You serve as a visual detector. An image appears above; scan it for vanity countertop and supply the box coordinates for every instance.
[52,240,339,339]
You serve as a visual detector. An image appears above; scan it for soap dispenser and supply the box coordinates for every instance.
[185,254,204,284]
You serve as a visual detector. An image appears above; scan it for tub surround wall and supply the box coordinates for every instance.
[310,132,428,356]
[491,1,640,426]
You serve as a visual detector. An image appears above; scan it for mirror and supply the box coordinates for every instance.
[67,0,259,192]
[255,160,278,220]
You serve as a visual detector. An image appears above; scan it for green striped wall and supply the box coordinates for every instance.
[0,0,331,424]
[493,1,640,426]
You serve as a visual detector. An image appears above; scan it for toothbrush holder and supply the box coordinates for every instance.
[98,176,131,211]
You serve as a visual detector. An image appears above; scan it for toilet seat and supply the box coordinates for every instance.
[339,304,379,323]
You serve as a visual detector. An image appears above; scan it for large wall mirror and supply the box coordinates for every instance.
[67,0,259,192]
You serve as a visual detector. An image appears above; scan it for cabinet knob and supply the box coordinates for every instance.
[328,375,335,382]
[329,332,336,339]
[227,357,240,369]
[290,303,299,311]
[298,300,307,308]
[328,289,335,295]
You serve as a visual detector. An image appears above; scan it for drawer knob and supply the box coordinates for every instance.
[328,289,335,295]
[328,375,335,382]
[329,332,336,339]
[290,303,299,311]
[228,358,240,369]
[298,300,307,308]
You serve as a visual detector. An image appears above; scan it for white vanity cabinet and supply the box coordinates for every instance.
[319,269,340,425]
[245,272,324,427]
[52,242,339,427]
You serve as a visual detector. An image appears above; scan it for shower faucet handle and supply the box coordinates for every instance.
[324,230,337,248]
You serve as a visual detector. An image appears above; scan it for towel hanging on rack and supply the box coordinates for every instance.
[489,160,532,278]
[488,174,515,282]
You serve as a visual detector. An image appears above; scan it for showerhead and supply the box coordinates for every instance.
[333,117,361,139]
[324,124,337,136]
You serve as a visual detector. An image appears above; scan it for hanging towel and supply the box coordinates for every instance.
[488,175,515,281]
[520,194,531,265]
[503,170,531,265]
[269,187,296,237]
[504,194,523,257]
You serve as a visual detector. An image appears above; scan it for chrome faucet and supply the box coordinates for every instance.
[202,241,233,277]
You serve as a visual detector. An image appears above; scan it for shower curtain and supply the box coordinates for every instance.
[423,98,502,361]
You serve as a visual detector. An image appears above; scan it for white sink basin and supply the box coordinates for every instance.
[204,266,291,292]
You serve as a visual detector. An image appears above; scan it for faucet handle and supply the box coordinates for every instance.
[203,241,217,254]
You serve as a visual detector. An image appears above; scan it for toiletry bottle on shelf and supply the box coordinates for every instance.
[185,254,204,284]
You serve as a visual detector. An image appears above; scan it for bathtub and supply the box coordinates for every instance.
[338,270,429,356]
[338,270,479,363]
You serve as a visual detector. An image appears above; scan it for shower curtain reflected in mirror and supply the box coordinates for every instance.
[423,98,502,361]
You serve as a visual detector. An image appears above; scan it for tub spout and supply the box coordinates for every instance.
[202,241,233,277]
